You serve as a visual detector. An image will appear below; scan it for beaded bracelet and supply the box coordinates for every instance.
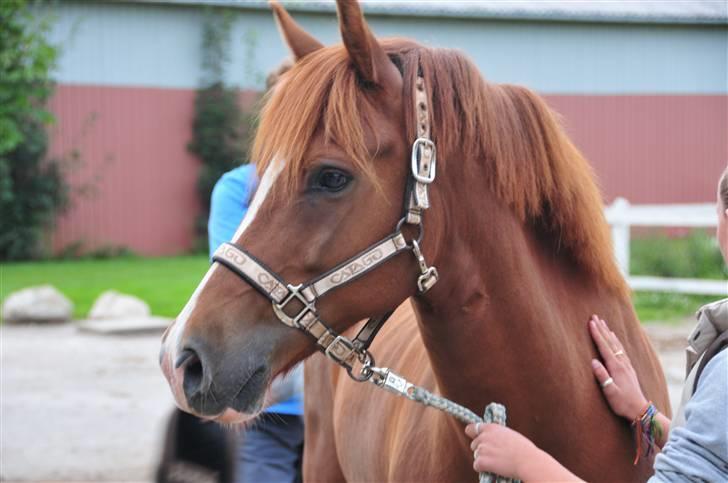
[632,401,662,465]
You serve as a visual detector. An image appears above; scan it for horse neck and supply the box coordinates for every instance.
[404,153,660,481]
[410,158,604,417]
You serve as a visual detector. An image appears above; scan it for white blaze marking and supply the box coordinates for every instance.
[165,158,286,355]
[232,157,285,241]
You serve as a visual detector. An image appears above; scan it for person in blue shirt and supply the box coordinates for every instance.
[209,162,304,483]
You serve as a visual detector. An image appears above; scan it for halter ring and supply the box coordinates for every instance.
[346,350,375,383]
[395,216,424,245]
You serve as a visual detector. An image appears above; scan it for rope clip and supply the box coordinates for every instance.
[411,240,439,293]
[369,366,416,400]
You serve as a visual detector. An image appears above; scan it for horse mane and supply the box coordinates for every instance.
[253,39,628,297]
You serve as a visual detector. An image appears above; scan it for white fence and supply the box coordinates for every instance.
[605,198,727,296]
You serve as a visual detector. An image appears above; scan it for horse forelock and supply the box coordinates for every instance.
[252,44,382,200]
[252,38,627,297]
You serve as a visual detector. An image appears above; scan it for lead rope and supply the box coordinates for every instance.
[367,367,519,483]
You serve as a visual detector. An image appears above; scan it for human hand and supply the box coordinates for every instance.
[465,423,538,479]
[465,424,583,481]
[589,315,649,421]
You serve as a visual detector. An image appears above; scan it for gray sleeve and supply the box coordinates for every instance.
[649,350,728,483]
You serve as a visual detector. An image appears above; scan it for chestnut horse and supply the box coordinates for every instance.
[160,1,670,481]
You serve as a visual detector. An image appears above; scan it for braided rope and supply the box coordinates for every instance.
[411,387,519,483]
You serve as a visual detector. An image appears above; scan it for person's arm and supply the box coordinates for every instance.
[588,315,670,449]
[465,424,583,482]
[650,351,728,481]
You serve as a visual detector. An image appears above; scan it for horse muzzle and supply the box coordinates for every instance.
[160,327,269,422]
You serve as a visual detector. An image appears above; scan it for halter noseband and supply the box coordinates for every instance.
[212,76,438,382]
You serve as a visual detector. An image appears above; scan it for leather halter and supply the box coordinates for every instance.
[212,76,438,381]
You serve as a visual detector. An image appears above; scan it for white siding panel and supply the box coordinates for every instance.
[43,1,728,94]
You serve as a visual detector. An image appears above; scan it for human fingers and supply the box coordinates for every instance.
[469,424,499,451]
[589,316,617,364]
[473,443,493,469]
[600,317,625,351]
[591,359,618,393]
[465,422,487,440]
[609,330,632,365]
[597,317,619,350]
[599,318,634,366]
[595,317,627,371]
[473,447,497,473]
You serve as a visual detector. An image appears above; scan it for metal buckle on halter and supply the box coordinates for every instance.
[411,137,437,184]
[325,335,357,365]
[411,240,439,293]
[272,284,316,328]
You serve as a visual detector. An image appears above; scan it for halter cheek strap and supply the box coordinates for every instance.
[212,76,438,381]
[405,76,436,225]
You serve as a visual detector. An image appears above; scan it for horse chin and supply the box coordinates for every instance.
[207,388,269,427]
[211,407,258,427]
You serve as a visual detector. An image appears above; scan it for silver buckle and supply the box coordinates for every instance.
[411,137,436,184]
[272,284,316,328]
[325,335,356,365]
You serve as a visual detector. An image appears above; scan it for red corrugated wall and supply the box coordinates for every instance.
[48,85,201,256]
[47,85,728,255]
[546,95,728,204]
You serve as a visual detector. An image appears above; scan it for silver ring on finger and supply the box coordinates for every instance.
[475,422,482,434]
[601,377,614,388]
[614,350,625,357]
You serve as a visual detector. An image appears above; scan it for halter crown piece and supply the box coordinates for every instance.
[212,75,438,381]
[212,75,515,483]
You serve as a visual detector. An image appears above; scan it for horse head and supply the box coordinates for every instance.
[160,0,435,424]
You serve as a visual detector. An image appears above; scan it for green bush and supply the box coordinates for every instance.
[630,230,726,322]
[188,83,254,225]
[0,0,67,260]
[631,230,727,279]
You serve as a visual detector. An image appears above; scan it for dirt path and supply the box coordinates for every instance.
[1,321,692,482]
[2,324,175,482]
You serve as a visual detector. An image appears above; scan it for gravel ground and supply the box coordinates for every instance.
[2,324,175,482]
[1,320,692,482]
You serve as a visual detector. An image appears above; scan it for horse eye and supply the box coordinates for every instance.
[314,168,351,192]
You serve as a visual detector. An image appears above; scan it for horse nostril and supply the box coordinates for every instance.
[174,348,198,370]
[181,350,205,400]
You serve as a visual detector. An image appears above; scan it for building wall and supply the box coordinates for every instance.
[43,1,728,255]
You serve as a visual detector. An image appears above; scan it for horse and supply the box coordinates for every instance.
[160,1,670,481]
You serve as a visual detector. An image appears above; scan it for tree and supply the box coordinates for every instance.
[188,9,256,245]
[0,0,67,260]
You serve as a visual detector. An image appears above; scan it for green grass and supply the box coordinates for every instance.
[0,231,725,322]
[0,255,209,318]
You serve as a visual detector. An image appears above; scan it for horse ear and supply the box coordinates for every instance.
[270,0,324,60]
[335,0,401,89]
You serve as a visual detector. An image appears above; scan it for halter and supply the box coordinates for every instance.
[212,76,438,382]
